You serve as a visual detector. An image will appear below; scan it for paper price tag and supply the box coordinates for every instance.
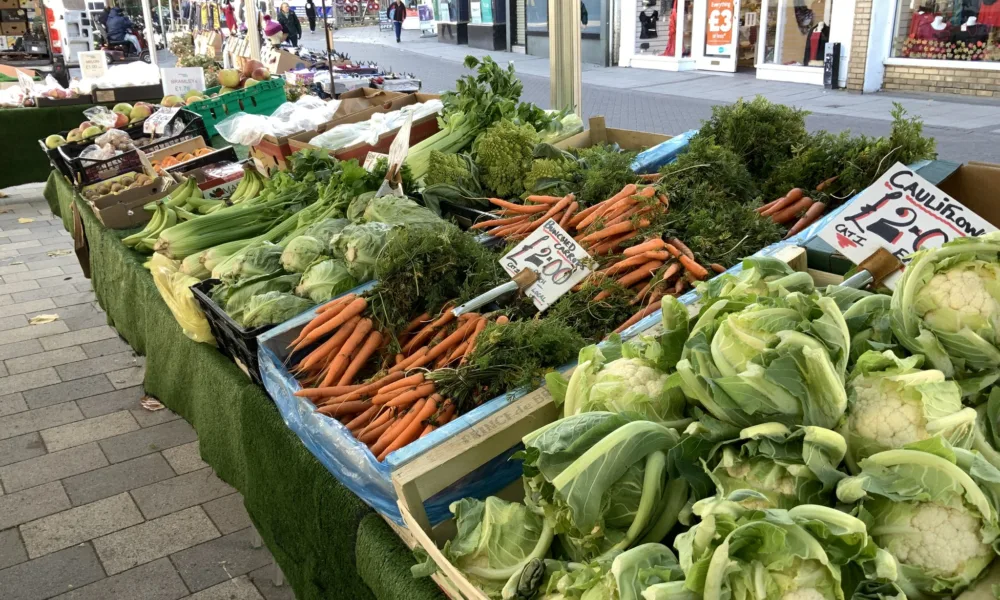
[144,107,180,135]
[500,219,593,311]
[363,152,389,172]
[78,51,108,79]
[818,162,996,289]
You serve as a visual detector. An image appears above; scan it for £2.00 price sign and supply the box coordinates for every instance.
[501,219,593,311]
[706,0,736,55]
[818,161,996,289]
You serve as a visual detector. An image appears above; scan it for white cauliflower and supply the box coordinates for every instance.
[781,588,829,600]
[921,268,1000,333]
[594,358,667,397]
[878,502,992,578]
[564,350,685,425]
[847,379,928,449]
[725,460,797,498]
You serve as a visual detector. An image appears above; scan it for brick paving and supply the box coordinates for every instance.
[0,187,294,599]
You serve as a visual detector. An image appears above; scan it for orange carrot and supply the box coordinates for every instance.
[385,383,436,408]
[373,385,416,405]
[316,293,356,313]
[816,176,838,192]
[345,405,379,431]
[294,383,361,399]
[357,407,395,438]
[470,214,529,230]
[639,173,661,182]
[434,400,456,425]
[756,198,781,214]
[614,301,661,334]
[320,371,404,405]
[359,420,393,445]
[760,196,794,217]
[558,202,579,230]
[710,263,727,273]
[668,238,695,262]
[338,330,383,386]
[321,319,374,387]
[400,312,432,338]
[580,219,649,244]
[528,194,573,229]
[623,238,666,257]
[371,399,426,456]
[495,315,509,325]
[403,311,455,354]
[489,198,548,213]
[296,315,361,372]
[297,297,368,349]
[593,290,611,303]
[599,253,663,276]
[378,396,440,461]
[569,201,608,228]
[402,350,436,372]
[785,201,827,238]
[577,185,637,229]
[617,260,663,288]
[424,318,478,363]
[663,244,709,280]
[446,340,469,363]
[771,197,814,224]
[390,347,429,373]
[420,424,436,438]
[288,295,352,348]
[318,399,371,417]
[460,318,488,365]
[525,195,562,204]
[379,373,425,395]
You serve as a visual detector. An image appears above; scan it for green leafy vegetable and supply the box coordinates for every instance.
[295,258,358,304]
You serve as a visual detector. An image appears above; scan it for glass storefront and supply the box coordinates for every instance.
[634,0,692,58]
[761,0,831,66]
[892,0,1000,62]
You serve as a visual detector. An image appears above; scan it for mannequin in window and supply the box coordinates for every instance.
[954,14,990,42]
[639,0,658,39]
[803,20,829,65]
[916,14,953,41]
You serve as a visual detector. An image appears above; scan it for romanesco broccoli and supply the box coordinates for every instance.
[423,151,473,187]
[523,158,578,195]
[472,119,537,198]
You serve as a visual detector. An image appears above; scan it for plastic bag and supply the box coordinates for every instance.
[309,121,381,151]
[79,144,117,161]
[0,86,26,108]
[215,96,342,145]
[149,253,216,344]
[78,61,160,92]
[215,113,275,146]
[95,129,135,151]
[83,106,119,129]
[31,75,81,101]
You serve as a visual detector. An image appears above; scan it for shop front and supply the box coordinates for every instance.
[619,0,853,87]
[518,0,613,65]
[849,0,1000,97]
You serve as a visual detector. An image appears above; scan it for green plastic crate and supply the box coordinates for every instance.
[185,78,287,137]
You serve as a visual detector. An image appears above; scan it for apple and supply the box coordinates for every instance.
[78,120,93,130]
[244,79,261,88]
[217,68,241,89]
[250,67,270,82]
[45,134,67,149]
[129,104,152,122]
[160,95,184,108]
[219,87,237,94]
[113,112,129,128]
[112,102,133,115]
[185,96,205,105]
[183,89,203,100]
[241,59,264,78]
[66,128,83,142]
[81,126,103,138]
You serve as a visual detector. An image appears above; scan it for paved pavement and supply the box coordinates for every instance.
[0,186,293,600]
[313,26,1000,164]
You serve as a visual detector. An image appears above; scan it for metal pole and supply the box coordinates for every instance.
[548,0,580,114]
[321,0,333,74]
[141,0,159,64]
[245,0,261,58]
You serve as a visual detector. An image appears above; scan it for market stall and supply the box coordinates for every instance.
[37,50,1000,600]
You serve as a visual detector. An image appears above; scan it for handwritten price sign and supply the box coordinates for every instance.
[500,219,593,311]
[818,162,996,289]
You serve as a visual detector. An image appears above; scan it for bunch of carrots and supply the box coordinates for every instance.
[595,237,725,335]
[288,296,509,462]
[758,179,837,239]
[473,183,672,258]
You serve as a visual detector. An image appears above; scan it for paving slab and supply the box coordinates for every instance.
[0,528,28,570]
[75,386,143,418]
[22,374,114,409]
[41,410,140,452]
[5,346,87,376]
[0,442,108,493]
[0,401,83,441]
[131,467,235,520]
[61,452,177,506]
[170,528,273,592]
[50,557,189,600]
[188,575,266,600]
[19,492,145,558]
[0,392,27,417]
[249,564,296,600]
[162,440,208,475]
[0,482,72,530]
[0,367,62,396]
[201,493,253,536]
[0,432,47,468]
[92,506,220,575]
[0,543,106,600]
[99,418,198,463]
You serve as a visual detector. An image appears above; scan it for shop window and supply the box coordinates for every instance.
[634,0,692,56]
[761,0,831,66]
[893,0,1000,61]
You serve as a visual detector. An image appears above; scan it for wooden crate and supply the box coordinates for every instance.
[388,244,850,600]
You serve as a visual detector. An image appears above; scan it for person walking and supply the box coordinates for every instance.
[223,0,237,34]
[389,0,405,43]
[277,2,302,46]
[305,0,317,32]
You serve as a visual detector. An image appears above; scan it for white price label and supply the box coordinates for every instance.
[159,67,205,98]
[500,219,593,311]
[363,151,389,172]
[143,107,180,135]
[818,162,997,289]
[78,51,108,79]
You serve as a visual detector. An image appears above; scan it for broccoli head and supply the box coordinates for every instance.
[424,151,474,188]
[523,158,579,196]
[472,119,537,198]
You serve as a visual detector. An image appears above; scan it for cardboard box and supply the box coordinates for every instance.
[555,116,671,151]
[181,159,251,198]
[87,176,177,229]
[148,136,212,170]
[286,92,442,155]
[261,47,317,75]
[333,87,408,120]
[1,21,27,36]
[0,0,19,10]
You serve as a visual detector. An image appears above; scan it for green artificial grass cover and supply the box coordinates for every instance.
[49,172,445,600]
[2,106,98,189]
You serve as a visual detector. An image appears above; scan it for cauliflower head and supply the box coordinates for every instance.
[837,444,1000,597]
[472,119,537,198]
[891,232,1000,377]
[565,354,685,425]
[844,351,976,469]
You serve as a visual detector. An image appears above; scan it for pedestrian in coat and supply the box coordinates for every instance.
[278,2,302,47]
[305,0,317,32]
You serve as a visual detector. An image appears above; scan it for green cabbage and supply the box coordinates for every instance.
[674,292,850,430]
[362,195,443,227]
[212,272,300,324]
[329,222,394,281]
[239,291,313,328]
[698,256,814,303]
[214,241,284,284]
[541,543,685,600]
[295,259,358,304]
[891,232,1000,379]
[280,235,327,273]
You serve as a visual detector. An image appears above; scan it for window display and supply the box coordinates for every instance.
[632,0,692,57]
[762,0,831,66]
[893,0,1000,61]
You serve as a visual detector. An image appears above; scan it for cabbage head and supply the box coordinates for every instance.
[541,543,685,600]
[675,292,850,430]
[295,259,358,304]
[362,195,443,227]
[708,422,847,510]
[675,499,888,600]
[698,256,814,303]
[521,412,684,563]
[836,439,1000,598]
[329,222,393,281]
[442,497,554,597]
[212,272,300,324]
[891,232,1000,378]
[239,291,313,328]
[843,350,976,470]
[215,241,283,284]
[280,235,327,273]
[553,337,686,427]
